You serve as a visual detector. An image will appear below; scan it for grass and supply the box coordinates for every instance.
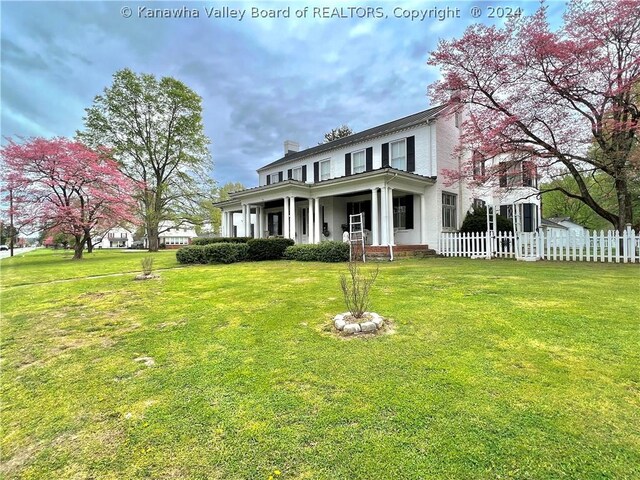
[1,249,639,479]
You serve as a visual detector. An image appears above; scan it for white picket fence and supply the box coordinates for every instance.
[440,227,640,263]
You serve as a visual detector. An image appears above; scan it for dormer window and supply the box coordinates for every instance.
[390,140,406,170]
[352,150,365,174]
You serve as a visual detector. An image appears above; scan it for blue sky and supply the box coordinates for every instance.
[1,1,566,187]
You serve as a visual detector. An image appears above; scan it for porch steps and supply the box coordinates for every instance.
[364,244,438,260]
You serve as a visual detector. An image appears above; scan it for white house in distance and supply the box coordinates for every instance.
[96,226,136,249]
[143,222,199,249]
[216,105,540,255]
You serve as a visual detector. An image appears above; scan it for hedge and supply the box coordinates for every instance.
[283,241,349,262]
[246,238,295,261]
[176,243,249,264]
[191,237,252,246]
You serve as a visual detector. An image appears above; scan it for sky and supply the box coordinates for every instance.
[1,0,567,187]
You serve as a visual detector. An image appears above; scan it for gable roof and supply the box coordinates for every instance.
[257,104,447,171]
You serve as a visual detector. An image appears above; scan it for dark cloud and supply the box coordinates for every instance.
[1,1,549,187]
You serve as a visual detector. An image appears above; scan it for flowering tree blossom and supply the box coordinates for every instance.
[1,137,138,259]
[428,0,640,231]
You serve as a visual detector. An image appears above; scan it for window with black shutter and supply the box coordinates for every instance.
[406,136,415,172]
[381,143,389,167]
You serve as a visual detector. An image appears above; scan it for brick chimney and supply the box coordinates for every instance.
[284,140,299,156]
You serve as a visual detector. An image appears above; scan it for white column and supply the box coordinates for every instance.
[314,197,321,243]
[380,187,388,245]
[420,193,428,245]
[262,208,268,237]
[289,196,297,241]
[221,211,227,237]
[252,207,259,238]
[371,188,379,246]
[308,198,314,244]
[257,207,263,238]
[283,197,290,239]
[388,187,395,246]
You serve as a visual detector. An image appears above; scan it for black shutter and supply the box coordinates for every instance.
[382,143,389,167]
[500,206,509,218]
[364,200,372,230]
[523,204,533,232]
[287,169,292,180]
[313,162,319,182]
[406,136,415,172]
[277,212,283,236]
[266,175,271,186]
[302,165,307,182]
[405,195,414,229]
[366,147,373,171]
[345,153,351,176]
[278,171,283,183]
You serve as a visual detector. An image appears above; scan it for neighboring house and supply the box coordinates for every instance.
[143,222,199,249]
[546,217,589,234]
[216,106,540,252]
[540,218,569,234]
[96,226,136,249]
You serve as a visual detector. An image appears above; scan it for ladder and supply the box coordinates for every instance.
[349,213,366,262]
[512,203,522,259]
[486,204,497,258]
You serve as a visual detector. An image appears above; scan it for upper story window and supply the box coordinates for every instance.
[390,140,406,170]
[472,151,485,180]
[269,173,280,184]
[442,192,457,229]
[352,150,366,174]
[320,159,331,181]
[292,167,303,181]
[498,161,537,188]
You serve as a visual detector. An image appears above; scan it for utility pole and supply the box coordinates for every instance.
[9,188,14,257]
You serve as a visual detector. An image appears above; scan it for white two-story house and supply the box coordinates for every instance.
[216,105,540,254]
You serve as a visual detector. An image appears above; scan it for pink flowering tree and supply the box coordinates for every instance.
[428,0,640,231]
[1,137,138,259]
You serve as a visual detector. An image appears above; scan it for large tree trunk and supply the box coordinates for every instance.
[86,231,94,253]
[147,223,159,252]
[73,235,85,260]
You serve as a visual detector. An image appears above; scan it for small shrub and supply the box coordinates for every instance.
[203,243,249,264]
[176,245,207,264]
[191,237,252,246]
[460,206,512,233]
[284,241,349,262]
[247,238,294,261]
[340,261,379,318]
[141,256,154,275]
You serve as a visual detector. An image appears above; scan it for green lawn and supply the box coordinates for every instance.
[1,250,639,479]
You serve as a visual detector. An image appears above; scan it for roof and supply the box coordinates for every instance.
[541,218,568,230]
[257,104,447,171]
[213,167,437,207]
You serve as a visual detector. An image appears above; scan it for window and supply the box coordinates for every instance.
[472,151,485,180]
[393,198,406,229]
[442,193,457,229]
[320,159,331,181]
[352,150,365,174]
[292,167,303,181]
[269,173,279,184]
[390,140,406,170]
[302,208,307,235]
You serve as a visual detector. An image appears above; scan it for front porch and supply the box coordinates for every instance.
[216,168,439,248]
